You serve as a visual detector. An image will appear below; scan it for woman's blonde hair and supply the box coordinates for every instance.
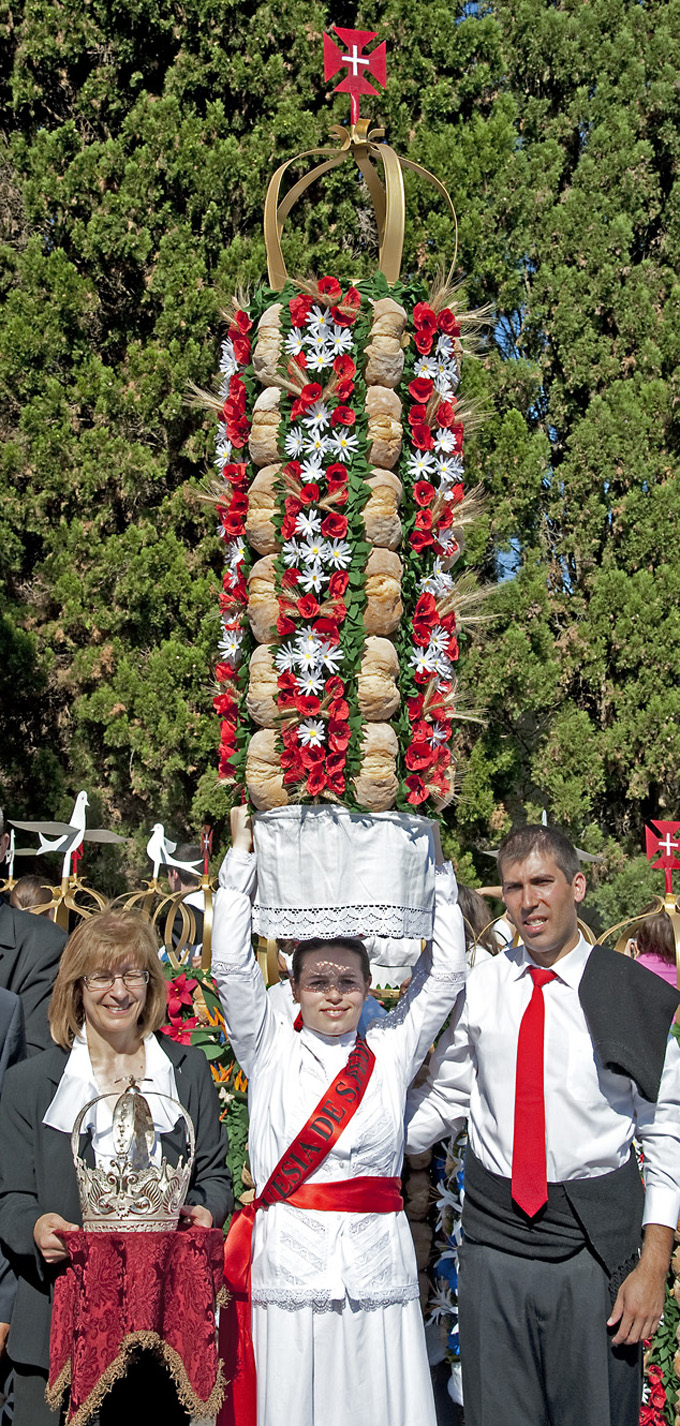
[49,909,168,1049]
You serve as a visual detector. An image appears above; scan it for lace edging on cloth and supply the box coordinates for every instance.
[252,904,433,939]
[251,1284,420,1313]
[46,1330,226,1426]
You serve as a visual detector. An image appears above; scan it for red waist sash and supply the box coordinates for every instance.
[218,1034,403,1426]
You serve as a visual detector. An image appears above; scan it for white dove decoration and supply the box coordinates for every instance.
[11,790,127,879]
[146,824,202,881]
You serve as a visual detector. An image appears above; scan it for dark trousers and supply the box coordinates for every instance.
[458,1241,642,1426]
[12,1352,191,1426]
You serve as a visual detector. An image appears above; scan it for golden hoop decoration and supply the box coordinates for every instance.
[263,121,459,291]
[597,891,680,976]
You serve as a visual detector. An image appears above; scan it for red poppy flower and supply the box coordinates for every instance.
[331,287,361,326]
[297,594,320,619]
[328,571,349,598]
[223,513,245,537]
[408,694,424,719]
[306,768,327,796]
[410,529,434,553]
[414,480,435,507]
[332,598,347,624]
[284,495,302,518]
[408,405,428,427]
[435,401,457,429]
[329,697,349,721]
[405,775,429,806]
[325,676,345,699]
[299,483,320,505]
[314,617,340,643]
[300,744,325,769]
[328,720,351,752]
[213,693,236,716]
[414,329,434,355]
[281,568,300,588]
[408,376,435,403]
[281,745,302,771]
[412,620,432,647]
[321,513,348,539]
[292,351,307,371]
[405,742,435,771]
[281,514,298,540]
[225,420,248,449]
[438,309,461,335]
[330,405,356,428]
[228,490,248,515]
[334,355,356,379]
[283,763,304,786]
[413,302,437,333]
[326,751,347,776]
[277,614,297,636]
[415,592,437,621]
[294,693,321,716]
[231,334,251,365]
[334,378,355,402]
[326,773,346,796]
[232,310,252,335]
[451,484,465,505]
[326,462,348,484]
[280,718,300,743]
[411,423,435,451]
[222,461,249,486]
[289,295,314,326]
[318,276,342,303]
[215,661,237,684]
[415,510,434,532]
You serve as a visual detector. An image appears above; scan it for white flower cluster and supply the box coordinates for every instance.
[409,629,457,687]
[219,338,239,387]
[274,624,344,704]
[418,558,455,598]
[284,306,353,373]
[406,436,464,492]
[412,332,460,399]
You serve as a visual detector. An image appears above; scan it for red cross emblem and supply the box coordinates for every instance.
[645,819,680,893]
[323,26,387,125]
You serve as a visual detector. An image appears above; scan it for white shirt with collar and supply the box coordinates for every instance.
[406,933,680,1229]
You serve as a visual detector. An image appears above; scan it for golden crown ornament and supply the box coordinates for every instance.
[71,1083,195,1233]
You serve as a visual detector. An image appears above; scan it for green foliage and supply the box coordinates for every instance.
[1,0,679,916]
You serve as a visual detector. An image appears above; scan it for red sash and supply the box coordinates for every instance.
[217,1032,403,1426]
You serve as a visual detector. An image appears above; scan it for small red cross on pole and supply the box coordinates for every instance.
[645,820,680,895]
[323,25,387,126]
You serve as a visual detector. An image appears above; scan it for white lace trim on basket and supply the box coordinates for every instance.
[251,904,433,939]
[251,1283,420,1313]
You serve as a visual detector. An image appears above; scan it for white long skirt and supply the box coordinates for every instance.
[252,1296,437,1426]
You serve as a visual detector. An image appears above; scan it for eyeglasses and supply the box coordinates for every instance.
[83,970,150,991]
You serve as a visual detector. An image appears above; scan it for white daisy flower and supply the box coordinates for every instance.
[302,400,331,431]
[300,536,326,564]
[324,539,352,569]
[414,357,437,380]
[319,642,343,673]
[434,652,455,681]
[282,539,304,567]
[328,428,359,457]
[302,429,329,456]
[295,509,322,539]
[284,427,306,458]
[419,560,454,597]
[410,647,436,677]
[275,643,300,673]
[406,450,436,479]
[218,628,243,663]
[427,1280,455,1323]
[434,369,458,398]
[436,334,454,359]
[299,457,325,483]
[219,339,238,377]
[284,328,305,356]
[296,670,325,697]
[305,347,331,374]
[434,427,458,454]
[295,624,321,655]
[307,305,332,337]
[299,718,326,747]
[214,439,232,469]
[429,722,449,747]
[428,625,451,656]
[225,538,246,571]
[328,325,353,356]
[299,566,328,594]
[437,532,460,558]
[436,455,464,485]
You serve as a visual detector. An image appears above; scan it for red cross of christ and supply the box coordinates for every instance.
[645,819,680,893]
[323,25,387,126]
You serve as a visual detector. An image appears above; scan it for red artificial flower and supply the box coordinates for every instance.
[232,309,252,335]
[331,598,347,624]
[281,513,298,540]
[413,302,437,333]
[299,483,320,505]
[331,287,361,326]
[294,693,321,716]
[413,329,434,355]
[438,309,461,336]
[278,673,297,696]
[326,462,348,484]
[314,617,340,644]
[292,351,307,371]
[411,423,435,451]
[222,461,249,486]
[451,484,465,505]
[321,513,348,538]
[435,401,457,430]
[318,276,342,303]
[166,974,197,1017]
[415,510,434,532]
[213,693,237,716]
[289,295,314,326]
[328,720,351,752]
[330,405,356,428]
[297,594,320,619]
[405,742,435,771]
[329,697,349,721]
[408,405,428,426]
[283,761,304,785]
[334,377,355,402]
[325,676,345,698]
[334,355,356,379]
[414,480,435,507]
[306,768,327,796]
[448,636,459,661]
[222,513,246,537]
[326,773,346,795]
[405,774,429,805]
[328,570,349,598]
[215,662,237,684]
[281,568,300,589]
[300,744,325,769]
[408,694,424,719]
[284,495,302,519]
[326,751,347,777]
[291,383,323,419]
[225,419,248,449]
[415,592,438,622]
[227,490,248,515]
[410,529,435,553]
[231,334,251,365]
[277,614,297,636]
[408,376,435,403]
[160,1017,199,1044]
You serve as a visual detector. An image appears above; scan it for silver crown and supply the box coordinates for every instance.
[71,1083,195,1233]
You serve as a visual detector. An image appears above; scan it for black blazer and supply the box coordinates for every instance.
[0,902,66,1054]
[0,989,26,1323]
[0,1034,233,1368]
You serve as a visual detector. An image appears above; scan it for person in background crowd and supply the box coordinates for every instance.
[0,810,66,1054]
[407,823,680,1426]
[626,909,678,988]
[456,885,500,967]
[167,844,204,966]
[0,990,26,1386]
[8,878,52,913]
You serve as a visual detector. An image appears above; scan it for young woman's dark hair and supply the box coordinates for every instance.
[457,885,499,960]
[292,936,371,984]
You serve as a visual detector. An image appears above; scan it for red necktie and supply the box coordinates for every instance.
[511,966,557,1217]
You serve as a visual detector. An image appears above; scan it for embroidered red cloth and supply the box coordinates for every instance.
[48,1227,227,1426]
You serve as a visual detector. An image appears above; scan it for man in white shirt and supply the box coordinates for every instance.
[406,823,680,1426]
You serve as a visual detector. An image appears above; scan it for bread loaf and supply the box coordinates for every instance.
[246,644,279,727]
[363,468,402,549]
[353,723,399,811]
[247,555,279,643]
[253,303,283,384]
[246,728,289,809]
[367,412,402,469]
[357,636,400,720]
[364,549,403,636]
[245,465,281,555]
[249,387,281,467]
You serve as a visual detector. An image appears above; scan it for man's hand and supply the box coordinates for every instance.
[33,1213,78,1264]
[230,805,253,854]
[607,1223,673,1346]
[178,1204,213,1229]
[0,1323,9,1357]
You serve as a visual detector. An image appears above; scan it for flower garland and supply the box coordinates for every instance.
[396,298,466,810]
[271,277,371,801]
[213,308,255,791]
[426,1130,467,1400]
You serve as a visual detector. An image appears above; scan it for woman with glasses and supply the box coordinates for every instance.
[0,908,232,1426]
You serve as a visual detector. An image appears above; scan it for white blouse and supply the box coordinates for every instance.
[212,848,466,1311]
[43,1032,181,1167]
